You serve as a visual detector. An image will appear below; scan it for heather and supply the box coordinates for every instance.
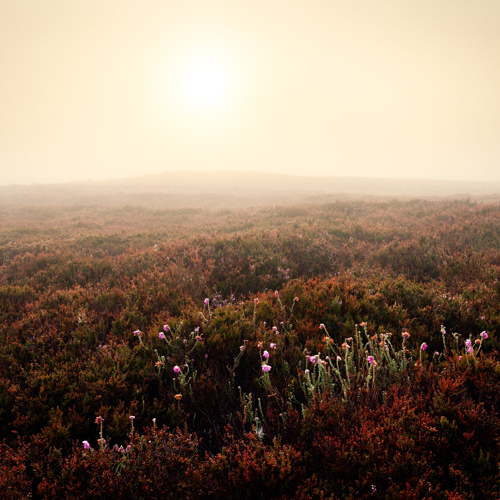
[1,199,500,499]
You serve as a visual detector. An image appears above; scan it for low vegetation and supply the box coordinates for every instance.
[1,199,500,498]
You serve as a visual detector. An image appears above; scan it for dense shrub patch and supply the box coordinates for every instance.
[1,199,500,498]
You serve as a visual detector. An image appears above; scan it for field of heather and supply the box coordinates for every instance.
[2,199,500,499]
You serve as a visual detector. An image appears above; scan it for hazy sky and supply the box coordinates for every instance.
[1,0,500,185]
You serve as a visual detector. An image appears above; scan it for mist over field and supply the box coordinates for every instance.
[2,171,500,208]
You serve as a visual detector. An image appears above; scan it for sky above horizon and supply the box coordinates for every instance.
[1,0,500,186]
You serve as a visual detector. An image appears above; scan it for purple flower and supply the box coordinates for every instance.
[309,355,316,364]
[183,339,187,344]
[159,332,165,340]
[270,343,276,349]
[173,365,181,373]
[204,354,208,359]
[163,324,169,332]
[465,339,472,348]
[83,440,90,450]
[204,298,209,306]
[195,326,200,333]
[480,331,488,339]
[95,416,104,424]
[368,356,375,365]
[263,350,269,359]
[421,343,427,351]
[434,352,440,356]
[133,330,141,336]
[240,345,246,352]
[319,323,325,329]
[129,415,135,421]
[272,326,278,332]
[262,364,271,373]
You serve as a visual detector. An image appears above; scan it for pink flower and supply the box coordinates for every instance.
[368,356,375,364]
[204,298,209,306]
[309,356,316,364]
[83,440,90,450]
[465,339,471,348]
[263,350,269,359]
[481,331,488,339]
[240,345,246,352]
[254,298,259,304]
[270,343,276,349]
[133,330,141,336]
[173,366,181,373]
[159,332,165,339]
[129,415,135,421]
[272,326,277,332]
[274,291,279,298]
[319,323,325,329]
[163,324,169,332]
[262,364,271,373]
[421,343,427,351]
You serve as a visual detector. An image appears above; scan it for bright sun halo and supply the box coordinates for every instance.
[181,55,230,110]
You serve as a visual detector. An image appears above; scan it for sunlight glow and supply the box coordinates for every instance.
[180,55,231,110]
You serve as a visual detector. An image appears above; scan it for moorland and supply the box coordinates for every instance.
[1,193,500,499]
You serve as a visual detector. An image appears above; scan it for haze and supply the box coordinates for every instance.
[2,0,500,186]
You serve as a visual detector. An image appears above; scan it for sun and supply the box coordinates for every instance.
[180,55,231,111]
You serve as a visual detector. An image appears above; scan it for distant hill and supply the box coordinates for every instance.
[1,171,500,207]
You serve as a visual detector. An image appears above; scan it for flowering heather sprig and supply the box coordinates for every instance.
[83,440,90,450]
[95,416,104,445]
[133,329,147,349]
[159,332,165,340]
[419,342,427,363]
[261,363,272,391]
